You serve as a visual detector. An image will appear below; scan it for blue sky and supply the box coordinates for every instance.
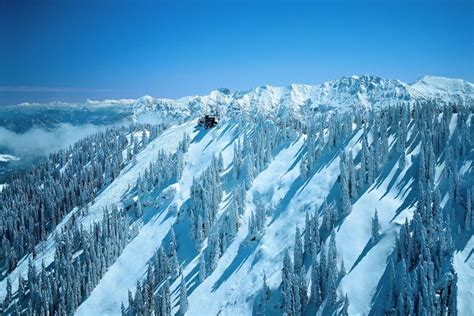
[1,0,473,104]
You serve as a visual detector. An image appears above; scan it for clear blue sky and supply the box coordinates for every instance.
[1,0,473,105]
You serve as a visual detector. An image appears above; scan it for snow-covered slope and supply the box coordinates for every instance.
[72,110,470,315]
[0,75,472,316]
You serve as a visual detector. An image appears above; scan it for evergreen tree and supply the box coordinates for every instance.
[293,226,304,273]
[311,210,321,254]
[371,209,381,243]
[310,249,321,306]
[199,253,206,283]
[386,258,396,313]
[160,281,171,316]
[179,274,188,315]
[262,271,271,303]
[340,294,349,316]
[339,259,346,279]
[300,156,310,180]
[304,211,312,256]
[135,198,143,218]
[281,250,295,316]
[465,187,472,231]
[326,231,338,306]
[319,241,327,300]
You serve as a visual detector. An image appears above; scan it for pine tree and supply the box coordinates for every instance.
[339,259,346,279]
[293,226,303,273]
[218,152,224,172]
[161,280,171,316]
[340,151,352,218]
[304,211,312,256]
[310,249,321,306]
[348,150,357,198]
[3,277,12,311]
[295,268,307,314]
[465,187,472,231]
[371,209,381,243]
[121,302,126,316]
[322,200,334,231]
[179,274,188,315]
[199,253,206,283]
[319,242,327,300]
[167,229,179,278]
[311,210,320,254]
[386,258,396,313]
[340,294,349,316]
[262,271,271,302]
[135,281,144,316]
[300,156,310,180]
[326,231,338,306]
[135,198,143,218]
[281,250,295,316]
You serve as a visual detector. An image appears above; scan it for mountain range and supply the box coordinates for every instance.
[0,75,472,316]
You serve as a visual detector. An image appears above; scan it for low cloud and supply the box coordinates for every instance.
[0,123,108,156]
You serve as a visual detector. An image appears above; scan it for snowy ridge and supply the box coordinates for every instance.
[105,75,474,120]
[16,75,473,121]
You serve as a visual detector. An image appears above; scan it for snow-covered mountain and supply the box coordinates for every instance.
[0,75,472,316]
[118,75,473,120]
[3,75,472,127]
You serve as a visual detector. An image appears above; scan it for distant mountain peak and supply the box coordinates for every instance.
[9,75,473,120]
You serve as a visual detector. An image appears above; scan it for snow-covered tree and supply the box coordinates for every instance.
[300,156,310,180]
[304,211,312,256]
[293,226,304,273]
[262,271,271,302]
[465,187,472,231]
[199,253,206,283]
[309,250,321,306]
[281,250,296,316]
[371,209,381,243]
[179,274,188,315]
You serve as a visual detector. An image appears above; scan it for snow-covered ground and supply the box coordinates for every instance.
[454,235,474,314]
[1,76,472,315]
[183,128,416,315]
[77,121,238,315]
[75,116,472,315]
[0,121,196,302]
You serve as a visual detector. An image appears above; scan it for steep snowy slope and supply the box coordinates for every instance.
[0,121,195,302]
[0,76,472,316]
[83,113,470,315]
[76,121,236,314]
